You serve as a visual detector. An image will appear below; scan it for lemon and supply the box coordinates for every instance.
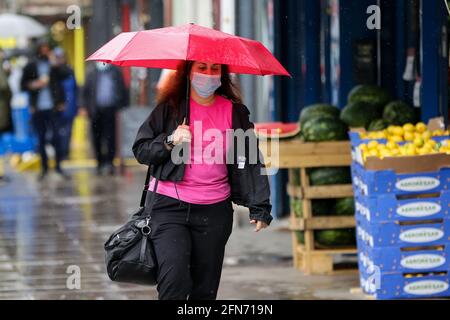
[432,129,444,137]
[358,144,368,152]
[360,132,368,139]
[390,149,400,156]
[387,125,396,135]
[416,122,427,133]
[422,131,432,141]
[406,148,417,156]
[368,149,379,157]
[389,135,404,143]
[425,140,437,148]
[404,131,414,141]
[386,141,397,150]
[413,137,424,148]
[368,141,379,149]
[403,123,415,133]
[399,147,408,156]
[392,126,404,136]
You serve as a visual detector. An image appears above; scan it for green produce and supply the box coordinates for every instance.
[367,118,388,132]
[296,231,305,244]
[299,104,340,127]
[382,101,417,126]
[340,101,381,128]
[308,167,352,186]
[334,197,355,216]
[290,198,303,218]
[290,169,301,186]
[312,200,335,216]
[301,117,348,142]
[315,229,356,247]
[348,85,392,112]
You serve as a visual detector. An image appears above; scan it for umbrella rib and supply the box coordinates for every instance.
[112,31,141,62]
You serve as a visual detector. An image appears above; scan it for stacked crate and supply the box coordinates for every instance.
[351,145,450,299]
[278,140,357,275]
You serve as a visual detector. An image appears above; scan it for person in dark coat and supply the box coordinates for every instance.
[132,61,272,300]
[20,40,71,181]
[83,62,129,175]
[0,49,12,183]
[53,47,78,160]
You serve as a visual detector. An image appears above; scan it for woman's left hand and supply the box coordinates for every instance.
[250,220,268,232]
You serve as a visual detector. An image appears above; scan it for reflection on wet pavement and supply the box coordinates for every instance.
[0,167,361,300]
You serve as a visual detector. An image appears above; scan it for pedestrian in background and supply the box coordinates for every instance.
[0,48,13,183]
[20,40,71,181]
[83,62,129,176]
[53,47,77,160]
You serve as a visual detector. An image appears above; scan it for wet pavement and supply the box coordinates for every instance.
[0,166,363,300]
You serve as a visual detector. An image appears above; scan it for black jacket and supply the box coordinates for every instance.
[83,66,129,117]
[132,97,273,225]
[20,58,69,110]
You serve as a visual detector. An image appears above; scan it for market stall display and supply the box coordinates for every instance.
[352,136,450,299]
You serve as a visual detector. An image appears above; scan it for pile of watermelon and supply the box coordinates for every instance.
[292,166,356,248]
[299,104,348,142]
[340,85,417,131]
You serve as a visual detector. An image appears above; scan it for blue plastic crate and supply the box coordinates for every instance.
[358,265,450,300]
[356,216,450,248]
[352,166,450,196]
[357,240,450,273]
[354,191,450,223]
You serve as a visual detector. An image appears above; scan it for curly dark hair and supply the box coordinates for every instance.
[157,61,243,118]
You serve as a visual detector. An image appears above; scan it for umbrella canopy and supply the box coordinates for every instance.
[0,13,47,38]
[86,23,290,77]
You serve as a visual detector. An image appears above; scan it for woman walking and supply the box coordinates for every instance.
[132,60,273,300]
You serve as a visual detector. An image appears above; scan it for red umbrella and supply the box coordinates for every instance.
[86,23,290,77]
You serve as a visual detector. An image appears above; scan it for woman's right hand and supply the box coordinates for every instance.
[172,117,192,145]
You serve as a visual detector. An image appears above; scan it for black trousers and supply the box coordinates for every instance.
[32,110,64,172]
[147,192,234,300]
[90,107,117,167]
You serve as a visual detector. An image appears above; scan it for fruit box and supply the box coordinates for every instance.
[350,153,450,196]
[356,216,450,248]
[354,191,450,223]
[349,117,448,148]
[358,264,450,300]
[357,237,450,273]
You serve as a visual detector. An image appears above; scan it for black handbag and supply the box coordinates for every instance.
[104,164,161,286]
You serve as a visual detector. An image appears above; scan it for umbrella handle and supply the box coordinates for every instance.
[185,74,190,126]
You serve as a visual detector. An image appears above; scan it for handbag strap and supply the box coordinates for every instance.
[139,164,162,218]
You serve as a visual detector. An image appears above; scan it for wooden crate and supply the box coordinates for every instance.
[283,140,357,275]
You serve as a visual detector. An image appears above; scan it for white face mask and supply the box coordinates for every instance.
[191,72,222,98]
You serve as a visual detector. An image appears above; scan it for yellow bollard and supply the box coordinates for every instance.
[0,156,4,177]
[69,114,90,162]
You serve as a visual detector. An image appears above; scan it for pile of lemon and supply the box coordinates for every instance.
[358,138,450,161]
[359,122,449,142]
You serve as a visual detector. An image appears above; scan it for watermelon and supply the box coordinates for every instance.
[308,167,352,186]
[290,169,301,186]
[348,85,392,112]
[312,200,335,216]
[340,101,381,128]
[315,229,356,247]
[299,104,340,127]
[295,231,305,244]
[367,118,388,132]
[255,122,301,139]
[382,101,417,126]
[334,197,355,216]
[301,117,348,142]
[290,198,303,218]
